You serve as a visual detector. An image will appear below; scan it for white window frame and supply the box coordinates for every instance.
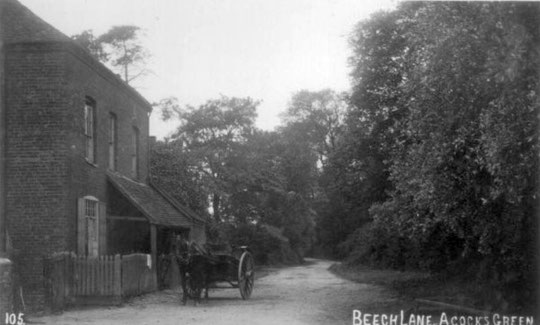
[109,113,117,170]
[132,126,139,179]
[83,196,99,257]
[84,99,96,163]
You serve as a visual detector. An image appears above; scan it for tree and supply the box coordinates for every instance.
[245,130,316,257]
[345,1,539,308]
[313,11,410,256]
[71,25,149,84]
[281,89,347,168]
[71,30,107,62]
[166,96,259,223]
[155,96,316,257]
[98,25,149,84]
[149,140,209,217]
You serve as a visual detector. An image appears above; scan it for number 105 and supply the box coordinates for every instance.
[4,313,24,325]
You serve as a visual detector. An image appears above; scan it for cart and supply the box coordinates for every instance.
[182,243,255,300]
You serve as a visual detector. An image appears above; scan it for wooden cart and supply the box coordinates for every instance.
[183,244,255,300]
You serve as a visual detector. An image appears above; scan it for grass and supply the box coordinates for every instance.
[329,262,430,287]
[329,262,536,315]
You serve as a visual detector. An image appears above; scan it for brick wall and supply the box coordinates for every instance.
[4,42,151,311]
[5,45,69,309]
[63,45,151,253]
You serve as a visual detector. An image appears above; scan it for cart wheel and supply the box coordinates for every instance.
[238,251,254,299]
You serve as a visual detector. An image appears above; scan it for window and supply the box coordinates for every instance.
[85,198,99,256]
[77,196,103,256]
[109,113,117,170]
[84,98,96,163]
[132,127,139,178]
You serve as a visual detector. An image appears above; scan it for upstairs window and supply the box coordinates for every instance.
[132,126,139,178]
[84,98,96,163]
[109,113,117,170]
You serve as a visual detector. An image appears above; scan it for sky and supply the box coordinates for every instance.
[19,0,397,139]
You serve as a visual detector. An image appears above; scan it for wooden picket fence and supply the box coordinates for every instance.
[44,252,157,311]
[73,254,121,297]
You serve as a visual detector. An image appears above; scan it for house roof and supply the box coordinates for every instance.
[149,179,208,224]
[0,0,153,111]
[107,172,200,228]
[1,0,71,44]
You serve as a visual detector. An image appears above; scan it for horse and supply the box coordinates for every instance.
[174,237,211,305]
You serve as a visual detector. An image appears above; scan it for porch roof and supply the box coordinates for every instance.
[107,172,193,228]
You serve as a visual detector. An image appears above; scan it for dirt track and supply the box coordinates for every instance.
[31,259,407,325]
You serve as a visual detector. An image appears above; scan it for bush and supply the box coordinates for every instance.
[342,222,419,270]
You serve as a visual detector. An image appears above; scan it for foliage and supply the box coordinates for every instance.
[98,25,149,84]
[164,96,259,223]
[152,95,318,259]
[149,140,209,217]
[278,90,349,257]
[72,25,149,84]
[71,30,107,62]
[144,3,538,310]
[339,1,539,309]
[281,89,347,168]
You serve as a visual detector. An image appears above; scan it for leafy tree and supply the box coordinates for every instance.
[313,11,409,255]
[155,96,181,121]
[281,89,347,168]
[71,30,107,62]
[343,1,539,309]
[149,140,209,217]
[71,25,149,84]
[98,25,149,84]
[155,95,317,256]
[166,96,259,223]
[278,89,348,256]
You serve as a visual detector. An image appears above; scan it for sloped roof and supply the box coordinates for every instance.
[0,0,153,111]
[1,0,71,44]
[149,179,208,224]
[107,172,194,228]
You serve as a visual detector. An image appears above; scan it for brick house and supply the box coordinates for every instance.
[0,0,206,309]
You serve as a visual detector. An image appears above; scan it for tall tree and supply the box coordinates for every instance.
[344,2,539,307]
[98,25,149,84]
[150,140,209,216]
[281,89,347,168]
[313,11,410,256]
[72,26,149,84]
[166,96,259,223]
[71,29,107,62]
[156,97,316,256]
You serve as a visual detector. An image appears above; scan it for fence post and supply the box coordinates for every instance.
[42,256,52,312]
[114,254,121,298]
[108,255,113,295]
[66,252,74,303]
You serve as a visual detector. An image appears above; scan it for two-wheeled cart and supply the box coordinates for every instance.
[184,244,255,300]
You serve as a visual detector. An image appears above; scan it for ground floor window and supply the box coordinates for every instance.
[78,196,106,256]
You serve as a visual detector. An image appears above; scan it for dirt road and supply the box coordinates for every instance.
[31,259,407,325]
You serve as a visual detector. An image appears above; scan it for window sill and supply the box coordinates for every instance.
[85,158,98,168]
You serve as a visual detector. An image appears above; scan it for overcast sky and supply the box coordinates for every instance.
[19,0,396,139]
